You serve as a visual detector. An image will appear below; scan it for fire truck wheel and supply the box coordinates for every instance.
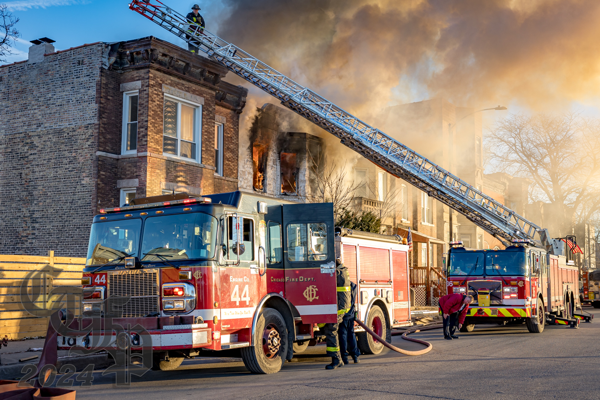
[526,304,545,333]
[293,341,309,354]
[152,355,184,371]
[357,305,389,355]
[241,308,288,374]
[592,301,600,309]
[459,324,475,332]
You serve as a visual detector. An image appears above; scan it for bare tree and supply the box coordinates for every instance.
[486,113,600,235]
[0,4,19,63]
[304,150,362,224]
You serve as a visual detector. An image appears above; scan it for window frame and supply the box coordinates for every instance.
[162,94,203,163]
[421,192,433,224]
[285,222,329,263]
[120,188,137,207]
[121,90,139,155]
[378,171,387,202]
[354,168,367,198]
[401,184,409,221]
[214,123,224,176]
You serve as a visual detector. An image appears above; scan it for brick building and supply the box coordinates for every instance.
[0,37,247,256]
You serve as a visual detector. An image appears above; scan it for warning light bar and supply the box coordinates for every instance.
[449,241,464,247]
[99,197,211,214]
[511,239,533,244]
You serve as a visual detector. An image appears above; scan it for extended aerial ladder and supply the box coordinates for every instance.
[129,0,551,249]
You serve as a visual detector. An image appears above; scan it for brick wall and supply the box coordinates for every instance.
[0,37,245,257]
[0,44,105,256]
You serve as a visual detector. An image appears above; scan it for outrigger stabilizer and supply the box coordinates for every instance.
[546,315,580,328]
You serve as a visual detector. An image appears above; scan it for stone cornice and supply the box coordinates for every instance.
[110,37,247,113]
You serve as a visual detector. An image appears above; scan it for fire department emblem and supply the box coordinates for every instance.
[303,285,319,302]
[518,281,524,287]
[194,271,202,279]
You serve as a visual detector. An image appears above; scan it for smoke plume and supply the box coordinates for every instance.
[214,0,600,114]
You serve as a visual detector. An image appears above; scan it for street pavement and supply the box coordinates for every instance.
[69,308,600,399]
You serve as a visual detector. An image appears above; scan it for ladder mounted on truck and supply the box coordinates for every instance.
[129,0,549,248]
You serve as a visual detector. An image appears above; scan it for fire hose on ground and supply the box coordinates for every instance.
[355,319,442,356]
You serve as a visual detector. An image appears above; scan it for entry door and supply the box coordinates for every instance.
[282,203,337,324]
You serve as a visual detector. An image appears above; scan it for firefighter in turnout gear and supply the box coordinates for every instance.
[186,4,205,54]
[323,258,352,370]
[339,280,360,364]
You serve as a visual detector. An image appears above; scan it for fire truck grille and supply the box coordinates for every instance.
[108,270,159,318]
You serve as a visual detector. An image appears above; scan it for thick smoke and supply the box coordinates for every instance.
[214,0,600,113]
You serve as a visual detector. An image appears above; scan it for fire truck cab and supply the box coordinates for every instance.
[582,270,600,308]
[62,191,410,374]
[447,240,579,333]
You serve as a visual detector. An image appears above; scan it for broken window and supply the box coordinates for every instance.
[253,144,268,192]
[280,152,297,195]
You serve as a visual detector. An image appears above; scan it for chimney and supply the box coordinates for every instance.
[28,37,55,63]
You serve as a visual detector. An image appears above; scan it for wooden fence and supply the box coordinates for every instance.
[410,266,447,306]
[0,252,86,340]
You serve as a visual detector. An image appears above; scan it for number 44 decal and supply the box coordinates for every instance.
[231,284,250,306]
[94,275,106,285]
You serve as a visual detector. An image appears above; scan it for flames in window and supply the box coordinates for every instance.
[280,152,297,195]
[253,144,268,191]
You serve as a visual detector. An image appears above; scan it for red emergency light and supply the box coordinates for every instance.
[163,286,185,297]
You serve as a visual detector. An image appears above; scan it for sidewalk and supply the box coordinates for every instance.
[0,338,112,380]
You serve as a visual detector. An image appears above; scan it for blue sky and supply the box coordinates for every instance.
[2,0,226,65]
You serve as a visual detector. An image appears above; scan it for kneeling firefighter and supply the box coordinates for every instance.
[322,258,351,370]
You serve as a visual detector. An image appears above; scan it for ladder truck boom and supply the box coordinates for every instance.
[129,0,549,248]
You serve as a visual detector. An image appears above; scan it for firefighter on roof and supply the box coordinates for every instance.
[186,4,205,54]
[322,258,352,370]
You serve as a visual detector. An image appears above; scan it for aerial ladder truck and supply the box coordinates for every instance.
[125,0,589,333]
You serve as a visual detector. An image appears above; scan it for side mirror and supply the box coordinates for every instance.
[218,244,226,265]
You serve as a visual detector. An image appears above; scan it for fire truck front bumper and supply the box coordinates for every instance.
[57,318,213,351]
[467,307,531,318]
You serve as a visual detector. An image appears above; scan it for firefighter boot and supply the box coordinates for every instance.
[325,356,343,370]
[352,356,360,364]
[341,356,349,365]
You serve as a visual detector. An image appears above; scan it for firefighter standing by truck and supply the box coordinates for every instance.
[339,280,360,364]
[323,258,352,370]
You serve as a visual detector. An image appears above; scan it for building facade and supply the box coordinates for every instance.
[0,37,246,256]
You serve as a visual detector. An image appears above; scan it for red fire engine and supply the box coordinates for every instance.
[581,270,600,308]
[447,239,581,333]
[61,192,410,374]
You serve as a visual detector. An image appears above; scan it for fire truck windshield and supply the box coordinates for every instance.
[485,251,527,276]
[140,212,218,262]
[86,219,142,266]
[448,251,484,276]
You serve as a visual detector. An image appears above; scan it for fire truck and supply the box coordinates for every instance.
[581,270,600,308]
[65,191,410,374]
[447,240,581,333]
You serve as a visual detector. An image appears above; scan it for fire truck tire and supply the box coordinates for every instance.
[526,304,545,333]
[241,308,288,374]
[357,305,389,355]
[459,324,475,332]
[293,341,309,354]
[592,301,600,309]
[152,355,184,371]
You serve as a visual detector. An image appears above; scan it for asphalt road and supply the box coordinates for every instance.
[72,308,600,400]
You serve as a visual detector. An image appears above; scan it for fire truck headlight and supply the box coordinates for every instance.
[83,303,93,312]
[162,282,196,313]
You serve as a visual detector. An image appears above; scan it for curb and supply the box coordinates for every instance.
[0,354,112,380]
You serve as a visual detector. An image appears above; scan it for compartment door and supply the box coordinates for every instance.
[392,250,410,323]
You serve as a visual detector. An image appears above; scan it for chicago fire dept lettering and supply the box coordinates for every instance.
[303,285,319,302]
[271,276,316,283]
